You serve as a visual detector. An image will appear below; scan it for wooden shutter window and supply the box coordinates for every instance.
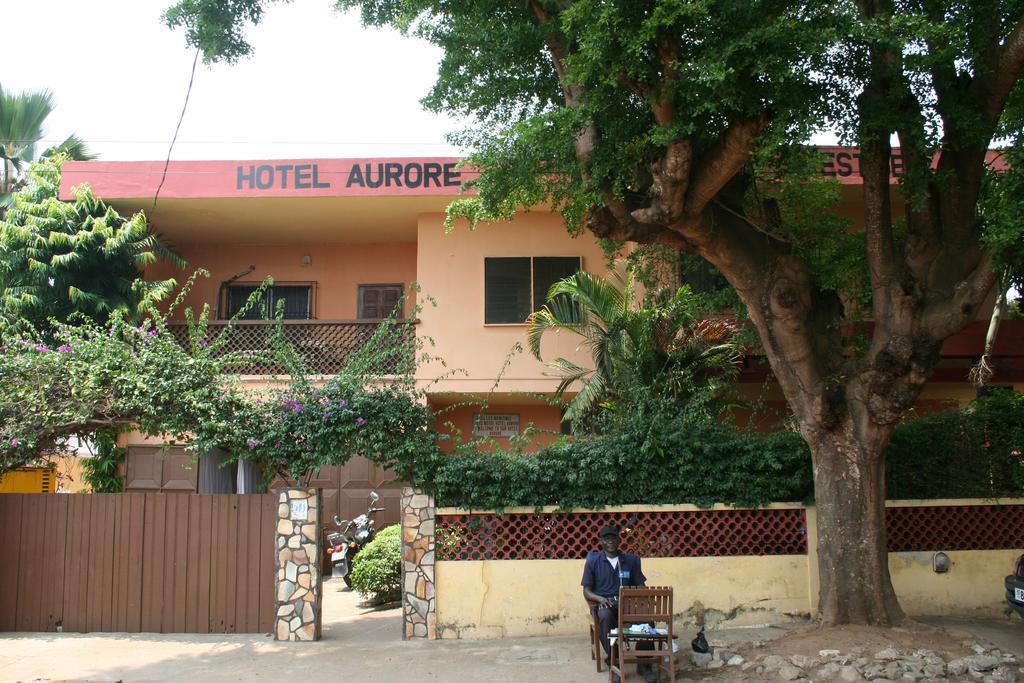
[358,284,404,319]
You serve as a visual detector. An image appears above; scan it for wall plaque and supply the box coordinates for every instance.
[290,499,309,520]
[472,413,520,438]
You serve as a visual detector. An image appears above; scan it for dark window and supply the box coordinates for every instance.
[358,284,404,319]
[227,285,261,320]
[484,258,531,324]
[484,256,582,324]
[225,285,311,319]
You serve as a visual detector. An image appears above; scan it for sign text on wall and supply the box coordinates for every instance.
[235,161,463,191]
[237,163,331,190]
[472,413,520,438]
[820,150,905,179]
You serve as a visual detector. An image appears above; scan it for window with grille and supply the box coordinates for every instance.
[358,284,404,319]
[484,256,581,324]
[225,284,312,319]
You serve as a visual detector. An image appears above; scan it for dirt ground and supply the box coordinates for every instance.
[740,621,974,659]
[679,619,1005,682]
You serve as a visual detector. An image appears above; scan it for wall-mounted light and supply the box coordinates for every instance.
[933,551,951,573]
[302,254,312,267]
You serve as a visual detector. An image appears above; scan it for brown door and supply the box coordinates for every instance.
[308,457,404,531]
[124,446,198,493]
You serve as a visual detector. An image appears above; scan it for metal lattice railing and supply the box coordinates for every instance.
[166,319,416,375]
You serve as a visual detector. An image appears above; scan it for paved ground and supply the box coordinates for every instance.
[922,615,1024,655]
[1,581,1020,682]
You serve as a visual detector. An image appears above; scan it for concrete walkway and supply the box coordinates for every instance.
[1,580,603,682]
[1,581,1020,682]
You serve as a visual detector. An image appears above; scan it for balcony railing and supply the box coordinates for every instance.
[166,319,416,375]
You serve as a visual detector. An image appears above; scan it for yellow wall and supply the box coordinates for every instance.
[889,549,1017,618]
[0,468,55,493]
[433,500,1024,639]
[436,555,810,639]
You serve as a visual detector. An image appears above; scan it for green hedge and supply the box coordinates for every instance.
[349,524,402,605]
[887,390,1024,499]
[424,392,1024,510]
[429,421,813,510]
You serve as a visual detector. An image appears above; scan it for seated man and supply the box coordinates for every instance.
[581,525,656,683]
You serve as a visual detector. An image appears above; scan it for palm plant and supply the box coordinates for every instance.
[0,84,95,210]
[526,269,740,424]
[0,157,184,335]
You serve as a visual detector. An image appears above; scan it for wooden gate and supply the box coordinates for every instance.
[0,493,275,634]
[306,456,404,531]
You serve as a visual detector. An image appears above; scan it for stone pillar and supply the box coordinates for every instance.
[401,486,436,639]
[274,487,322,641]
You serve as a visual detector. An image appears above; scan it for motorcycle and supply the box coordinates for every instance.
[326,490,385,586]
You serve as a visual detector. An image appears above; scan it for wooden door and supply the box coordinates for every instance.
[124,446,198,493]
[308,457,404,530]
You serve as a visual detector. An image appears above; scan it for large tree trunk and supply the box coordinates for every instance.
[805,412,905,625]
[694,216,923,626]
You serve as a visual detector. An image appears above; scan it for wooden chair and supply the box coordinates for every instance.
[609,586,676,683]
[586,596,603,672]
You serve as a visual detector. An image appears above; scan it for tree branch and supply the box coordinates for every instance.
[978,14,1024,129]
[859,110,903,330]
[631,139,693,225]
[684,116,770,217]
[920,253,997,340]
[587,204,691,249]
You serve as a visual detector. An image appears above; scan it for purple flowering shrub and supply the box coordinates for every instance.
[1,273,442,484]
[0,304,254,475]
[238,378,440,486]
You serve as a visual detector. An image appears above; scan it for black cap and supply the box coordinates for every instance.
[598,525,620,538]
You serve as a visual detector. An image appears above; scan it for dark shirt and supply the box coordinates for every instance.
[581,550,646,599]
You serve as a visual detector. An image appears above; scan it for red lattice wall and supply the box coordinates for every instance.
[435,504,1024,561]
[886,504,1024,551]
[436,508,808,561]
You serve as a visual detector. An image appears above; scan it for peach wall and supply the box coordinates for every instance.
[147,242,417,320]
[432,403,565,452]
[415,212,614,393]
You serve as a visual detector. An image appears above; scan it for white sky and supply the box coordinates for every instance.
[6,0,465,161]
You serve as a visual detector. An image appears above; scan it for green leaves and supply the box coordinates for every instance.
[0,157,184,336]
[163,0,284,64]
[0,307,253,475]
[428,417,814,510]
[420,390,1024,510]
[349,524,403,604]
[80,428,126,493]
[980,145,1024,294]
[527,268,740,425]
[239,378,438,487]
